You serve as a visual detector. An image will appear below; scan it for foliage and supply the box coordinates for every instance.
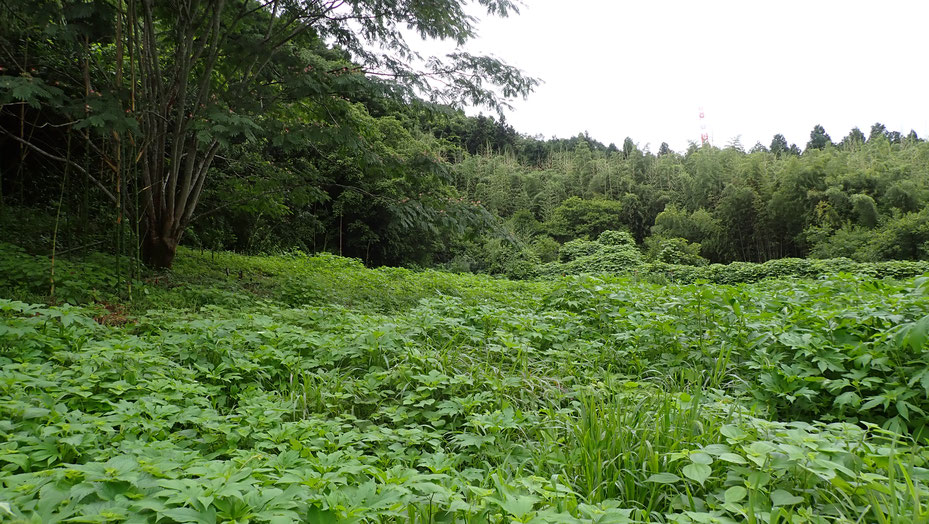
[2,245,929,522]
[806,124,833,150]
[1,0,537,268]
[647,237,708,266]
[448,126,929,271]
[530,235,561,264]
[596,229,636,247]
[0,243,136,305]
[559,239,602,262]
[463,237,541,280]
[545,197,626,242]
[5,18,929,272]
[548,231,645,275]
[4,5,929,272]
[544,252,929,287]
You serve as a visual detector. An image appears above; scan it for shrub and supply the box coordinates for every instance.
[653,237,707,266]
[563,244,643,274]
[531,235,561,263]
[596,230,636,247]
[559,239,600,262]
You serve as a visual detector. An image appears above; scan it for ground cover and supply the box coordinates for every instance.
[1,246,929,523]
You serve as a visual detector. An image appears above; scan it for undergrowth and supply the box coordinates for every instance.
[1,243,929,523]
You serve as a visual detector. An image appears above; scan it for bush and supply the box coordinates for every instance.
[642,258,929,284]
[0,242,130,304]
[562,244,643,274]
[540,239,929,283]
[596,230,635,247]
[559,239,600,262]
[805,225,871,260]
[470,238,541,280]
[652,237,707,266]
[531,235,561,263]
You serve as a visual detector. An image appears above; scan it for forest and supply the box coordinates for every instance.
[3,1,929,523]
[2,2,927,277]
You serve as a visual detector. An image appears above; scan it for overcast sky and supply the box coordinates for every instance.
[414,0,929,153]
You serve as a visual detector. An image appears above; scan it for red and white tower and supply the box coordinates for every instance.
[699,106,709,145]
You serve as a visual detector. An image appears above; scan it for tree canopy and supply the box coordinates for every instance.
[2,4,927,278]
[0,0,536,267]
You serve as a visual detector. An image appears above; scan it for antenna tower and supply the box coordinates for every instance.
[699,106,709,145]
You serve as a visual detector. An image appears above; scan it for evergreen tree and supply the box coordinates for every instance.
[806,125,833,151]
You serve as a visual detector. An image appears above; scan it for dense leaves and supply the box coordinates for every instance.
[2,245,929,522]
[0,0,536,268]
[451,128,929,274]
[4,0,927,274]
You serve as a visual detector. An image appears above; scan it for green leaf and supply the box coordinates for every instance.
[701,444,731,456]
[834,391,860,408]
[770,489,803,506]
[724,486,747,504]
[305,507,339,524]
[720,424,747,440]
[160,507,217,524]
[682,463,712,485]
[22,407,51,419]
[646,473,681,484]
[718,453,747,465]
[747,471,771,488]
[0,454,30,469]
[904,314,929,351]
[861,396,887,411]
[689,452,713,465]
[489,494,539,519]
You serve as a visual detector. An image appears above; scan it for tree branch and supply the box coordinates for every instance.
[190,186,291,222]
[0,126,118,204]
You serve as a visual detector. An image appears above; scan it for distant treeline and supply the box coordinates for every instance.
[438,118,928,274]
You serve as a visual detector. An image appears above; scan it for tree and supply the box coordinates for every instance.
[885,180,923,213]
[544,196,624,241]
[749,142,768,154]
[716,184,759,261]
[652,203,695,240]
[648,237,707,266]
[869,122,888,142]
[851,194,879,228]
[622,137,636,159]
[726,135,744,152]
[806,124,832,151]
[839,127,866,150]
[770,134,789,157]
[2,0,537,268]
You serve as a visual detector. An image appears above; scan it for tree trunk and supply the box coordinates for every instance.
[142,232,178,269]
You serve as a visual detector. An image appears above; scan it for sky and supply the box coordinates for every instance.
[411,0,929,153]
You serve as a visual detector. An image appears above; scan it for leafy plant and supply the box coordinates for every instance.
[2,245,929,522]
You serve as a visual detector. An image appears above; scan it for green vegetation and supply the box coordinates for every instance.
[533,232,929,284]
[2,245,929,522]
[3,3,928,277]
[4,1,929,522]
[449,133,929,275]
[0,0,535,269]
